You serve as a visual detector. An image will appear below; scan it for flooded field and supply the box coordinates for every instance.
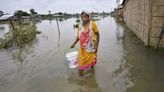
[0,16,164,92]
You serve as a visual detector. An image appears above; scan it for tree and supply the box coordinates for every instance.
[30,9,37,15]
[14,10,30,18]
[58,12,63,16]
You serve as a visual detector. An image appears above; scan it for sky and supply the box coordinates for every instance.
[0,0,123,14]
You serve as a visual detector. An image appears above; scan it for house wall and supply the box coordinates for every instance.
[123,0,164,48]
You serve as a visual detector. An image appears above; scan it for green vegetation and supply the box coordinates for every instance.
[30,9,38,15]
[0,21,37,48]
[14,10,30,18]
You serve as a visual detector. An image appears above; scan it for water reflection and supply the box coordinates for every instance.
[48,19,52,24]
[11,42,35,74]
[121,21,164,92]
[112,58,134,92]
[0,21,38,74]
[115,21,124,41]
[67,69,102,92]
[55,18,61,47]
[0,24,10,38]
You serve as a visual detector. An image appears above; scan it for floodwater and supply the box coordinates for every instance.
[0,16,164,92]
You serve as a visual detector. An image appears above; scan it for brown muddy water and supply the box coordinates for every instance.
[0,16,164,92]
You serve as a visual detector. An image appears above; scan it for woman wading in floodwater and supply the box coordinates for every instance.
[71,11,100,76]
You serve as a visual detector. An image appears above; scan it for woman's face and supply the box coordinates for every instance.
[81,13,90,23]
